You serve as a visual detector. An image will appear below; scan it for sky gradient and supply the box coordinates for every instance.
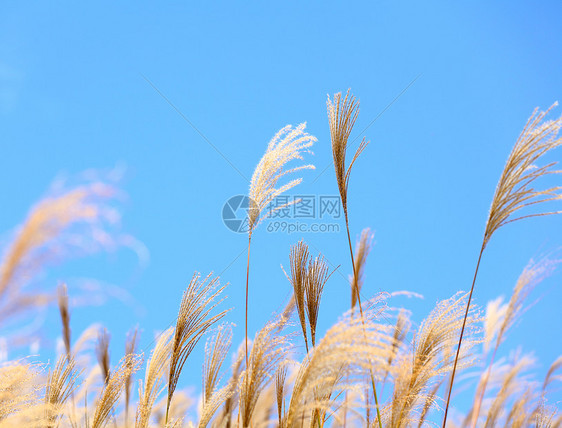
[1,1,562,419]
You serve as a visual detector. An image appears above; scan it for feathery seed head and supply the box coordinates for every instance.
[136,327,173,428]
[287,241,310,351]
[167,273,228,420]
[239,312,291,427]
[327,90,369,215]
[351,228,374,309]
[92,353,142,428]
[57,282,72,362]
[248,124,316,233]
[44,355,80,427]
[96,327,111,386]
[484,103,562,247]
[286,241,335,350]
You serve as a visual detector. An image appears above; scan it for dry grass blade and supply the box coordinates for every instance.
[504,388,534,428]
[304,253,333,348]
[124,327,139,425]
[483,354,535,428]
[382,309,410,388]
[198,325,233,428]
[328,88,380,427]
[0,181,119,321]
[244,123,314,414]
[542,356,562,392]
[202,324,232,406]
[92,353,142,428]
[248,123,316,233]
[275,366,288,427]
[166,273,228,423]
[57,282,72,361]
[286,241,335,350]
[219,342,245,428]
[351,228,374,310]
[391,292,480,428]
[444,104,562,428]
[327,89,369,216]
[44,355,80,427]
[416,379,444,428]
[199,384,233,428]
[96,328,111,386]
[496,258,556,347]
[285,295,390,428]
[534,401,559,428]
[483,296,508,355]
[135,327,173,428]
[471,257,557,427]
[239,312,291,427]
[484,103,562,247]
[0,361,41,421]
[287,240,310,352]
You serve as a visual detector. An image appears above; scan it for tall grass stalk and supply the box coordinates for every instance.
[245,123,316,403]
[442,104,562,427]
[328,90,382,428]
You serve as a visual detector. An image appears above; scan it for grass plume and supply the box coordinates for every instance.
[328,89,381,428]
[92,353,142,428]
[135,327,173,428]
[351,228,373,310]
[44,355,80,427]
[57,283,72,362]
[166,273,228,424]
[239,312,291,427]
[443,104,562,427]
[244,123,316,411]
[96,328,111,386]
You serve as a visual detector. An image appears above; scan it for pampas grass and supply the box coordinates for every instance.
[166,273,228,424]
[0,180,120,323]
[125,327,139,425]
[135,327,173,428]
[239,311,291,427]
[44,356,80,427]
[351,228,373,311]
[285,241,335,352]
[57,283,72,362]
[443,104,562,427]
[244,123,316,411]
[0,95,561,428]
[328,90,383,428]
[97,328,111,386]
[92,354,142,428]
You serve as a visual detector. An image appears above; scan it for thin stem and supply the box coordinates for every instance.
[442,243,485,428]
[245,233,252,389]
[316,409,323,427]
[344,212,383,428]
[343,391,348,428]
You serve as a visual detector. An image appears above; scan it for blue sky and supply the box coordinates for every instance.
[1,0,562,418]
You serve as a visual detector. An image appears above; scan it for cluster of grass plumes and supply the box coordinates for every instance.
[1,94,562,427]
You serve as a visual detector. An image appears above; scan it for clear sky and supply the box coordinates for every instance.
[1,1,562,419]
